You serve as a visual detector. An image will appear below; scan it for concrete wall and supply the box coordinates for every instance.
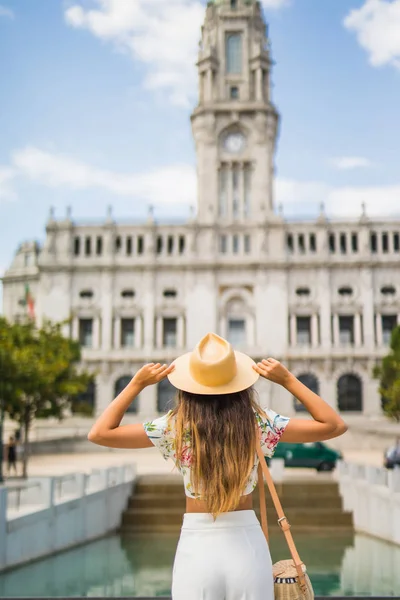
[0,464,136,572]
[336,461,400,545]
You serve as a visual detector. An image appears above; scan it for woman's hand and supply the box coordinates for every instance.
[132,362,175,388]
[253,358,293,387]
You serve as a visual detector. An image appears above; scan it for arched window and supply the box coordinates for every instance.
[337,374,363,412]
[157,378,176,413]
[114,376,138,414]
[226,33,242,74]
[294,374,319,413]
[226,297,247,347]
[72,381,96,416]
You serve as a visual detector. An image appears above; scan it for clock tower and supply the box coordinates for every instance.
[191,0,279,225]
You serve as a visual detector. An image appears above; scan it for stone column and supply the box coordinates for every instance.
[95,371,114,416]
[247,314,256,348]
[72,317,79,341]
[93,317,100,349]
[354,313,362,347]
[177,315,185,349]
[219,315,226,339]
[333,314,340,347]
[206,69,213,102]
[376,313,383,347]
[135,315,142,349]
[256,67,262,101]
[142,273,155,353]
[242,162,247,220]
[290,314,297,347]
[311,313,319,347]
[156,316,163,349]
[113,317,121,349]
[101,271,113,351]
[227,164,233,222]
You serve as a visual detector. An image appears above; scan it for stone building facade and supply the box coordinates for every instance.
[3,0,399,419]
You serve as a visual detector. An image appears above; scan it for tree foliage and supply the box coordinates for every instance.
[0,317,93,477]
[373,326,400,422]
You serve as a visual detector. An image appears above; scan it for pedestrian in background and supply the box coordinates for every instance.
[7,435,18,477]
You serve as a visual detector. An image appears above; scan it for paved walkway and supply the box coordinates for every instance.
[2,446,384,483]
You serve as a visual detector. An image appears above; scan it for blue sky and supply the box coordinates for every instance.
[1,0,400,283]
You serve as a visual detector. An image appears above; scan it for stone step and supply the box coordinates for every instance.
[134,478,342,499]
[120,507,353,529]
[128,492,344,511]
[120,523,352,536]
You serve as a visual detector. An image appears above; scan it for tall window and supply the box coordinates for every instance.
[121,318,135,348]
[79,319,93,348]
[296,317,311,346]
[74,237,81,256]
[294,374,319,413]
[157,378,176,413]
[163,318,177,348]
[339,316,354,346]
[228,319,246,346]
[382,315,397,345]
[244,165,251,217]
[96,236,103,256]
[337,374,362,412]
[219,235,227,254]
[218,166,228,217]
[114,376,138,413]
[72,381,96,416]
[226,33,242,74]
[232,165,240,218]
[85,237,92,256]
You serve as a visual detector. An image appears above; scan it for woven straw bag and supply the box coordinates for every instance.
[256,436,314,600]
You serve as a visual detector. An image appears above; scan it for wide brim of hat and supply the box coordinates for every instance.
[167,350,260,395]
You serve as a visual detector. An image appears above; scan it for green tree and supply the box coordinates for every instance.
[0,318,93,478]
[373,326,400,423]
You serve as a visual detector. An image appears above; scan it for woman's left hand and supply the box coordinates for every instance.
[132,363,175,388]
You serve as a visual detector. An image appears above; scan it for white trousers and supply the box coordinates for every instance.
[172,509,274,600]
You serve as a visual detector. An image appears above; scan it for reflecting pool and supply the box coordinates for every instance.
[0,530,399,597]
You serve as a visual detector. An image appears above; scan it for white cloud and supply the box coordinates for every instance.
[261,0,290,8]
[65,0,205,107]
[2,146,400,219]
[0,166,16,200]
[276,177,400,218]
[12,146,197,206]
[344,0,400,69]
[330,156,374,170]
[0,4,14,18]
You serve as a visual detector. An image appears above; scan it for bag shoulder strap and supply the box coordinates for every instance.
[256,435,307,593]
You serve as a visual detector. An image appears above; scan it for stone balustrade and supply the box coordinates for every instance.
[335,460,400,545]
[0,464,136,572]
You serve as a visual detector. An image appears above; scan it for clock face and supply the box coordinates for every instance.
[223,132,245,154]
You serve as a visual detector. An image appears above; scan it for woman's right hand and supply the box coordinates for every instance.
[132,362,175,388]
[253,358,293,387]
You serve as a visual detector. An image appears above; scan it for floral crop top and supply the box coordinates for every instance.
[143,408,290,498]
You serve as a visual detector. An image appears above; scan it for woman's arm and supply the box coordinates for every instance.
[253,358,348,443]
[88,363,174,449]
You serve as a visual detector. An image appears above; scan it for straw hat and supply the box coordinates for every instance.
[167,332,259,395]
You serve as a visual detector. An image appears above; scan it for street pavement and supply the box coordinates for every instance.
[2,446,384,482]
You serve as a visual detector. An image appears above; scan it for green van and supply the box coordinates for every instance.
[269,441,342,472]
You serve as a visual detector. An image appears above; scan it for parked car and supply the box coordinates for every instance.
[384,447,400,469]
[268,441,342,472]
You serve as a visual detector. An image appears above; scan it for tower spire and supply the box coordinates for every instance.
[191,0,279,224]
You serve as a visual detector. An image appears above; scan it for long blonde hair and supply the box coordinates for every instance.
[169,387,266,518]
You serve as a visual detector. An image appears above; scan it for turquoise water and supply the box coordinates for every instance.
[0,530,399,597]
